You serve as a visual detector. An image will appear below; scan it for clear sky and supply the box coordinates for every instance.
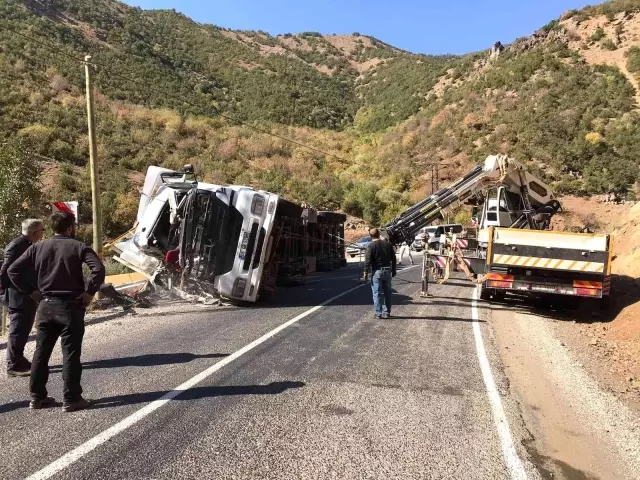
[122,0,594,55]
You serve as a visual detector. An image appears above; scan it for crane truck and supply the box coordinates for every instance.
[383,154,614,304]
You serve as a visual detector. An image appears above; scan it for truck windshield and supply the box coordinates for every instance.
[180,189,243,279]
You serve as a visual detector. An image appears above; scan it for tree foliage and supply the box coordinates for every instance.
[0,142,42,247]
[0,0,639,236]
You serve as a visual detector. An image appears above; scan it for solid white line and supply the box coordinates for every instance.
[26,282,367,480]
[471,288,528,480]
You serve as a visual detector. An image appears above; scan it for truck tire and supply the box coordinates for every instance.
[477,283,491,302]
[493,290,506,302]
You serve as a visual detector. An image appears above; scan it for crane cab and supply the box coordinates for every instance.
[479,186,527,229]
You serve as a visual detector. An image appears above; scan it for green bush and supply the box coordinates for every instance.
[626,46,640,73]
[0,141,42,247]
[103,257,133,276]
[541,20,561,33]
[601,39,617,51]
[591,28,606,42]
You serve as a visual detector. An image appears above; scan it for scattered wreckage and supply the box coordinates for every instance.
[109,165,347,304]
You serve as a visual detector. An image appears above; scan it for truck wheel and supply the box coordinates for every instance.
[494,290,506,302]
[477,283,491,301]
[599,296,611,312]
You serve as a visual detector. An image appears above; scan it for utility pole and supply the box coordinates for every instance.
[430,164,439,195]
[84,55,102,255]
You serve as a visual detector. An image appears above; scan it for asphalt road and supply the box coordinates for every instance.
[0,264,541,480]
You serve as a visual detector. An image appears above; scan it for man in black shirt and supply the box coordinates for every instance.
[1,219,45,376]
[8,212,105,411]
[364,228,396,319]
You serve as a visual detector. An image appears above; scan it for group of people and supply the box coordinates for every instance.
[1,212,105,412]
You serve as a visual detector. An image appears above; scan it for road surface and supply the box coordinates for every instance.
[1,264,541,479]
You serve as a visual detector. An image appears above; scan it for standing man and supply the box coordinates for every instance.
[363,228,396,319]
[1,219,45,377]
[398,238,415,266]
[8,212,105,411]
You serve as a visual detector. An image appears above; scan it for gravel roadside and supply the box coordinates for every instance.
[491,304,640,480]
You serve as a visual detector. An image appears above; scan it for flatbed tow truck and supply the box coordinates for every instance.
[383,154,614,305]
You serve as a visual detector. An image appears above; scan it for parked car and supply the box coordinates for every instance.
[346,236,372,258]
[412,224,463,251]
[412,226,437,251]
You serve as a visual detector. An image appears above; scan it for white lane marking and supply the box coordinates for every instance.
[471,288,528,480]
[26,282,368,480]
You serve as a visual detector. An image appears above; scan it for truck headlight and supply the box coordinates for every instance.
[232,278,247,298]
[251,194,265,216]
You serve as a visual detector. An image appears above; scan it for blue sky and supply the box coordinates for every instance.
[122,0,593,55]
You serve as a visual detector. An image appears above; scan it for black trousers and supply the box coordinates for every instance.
[4,288,37,371]
[30,298,86,402]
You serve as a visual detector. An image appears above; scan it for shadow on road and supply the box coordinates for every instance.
[0,381,305,414]
[91,380,305,409]
[467,274,640,323]
[389,316,485,323]
[49,352,229,373]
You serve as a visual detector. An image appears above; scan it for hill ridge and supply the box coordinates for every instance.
[1,0,639,243]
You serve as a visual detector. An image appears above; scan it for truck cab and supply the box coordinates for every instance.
[480,187,526,228]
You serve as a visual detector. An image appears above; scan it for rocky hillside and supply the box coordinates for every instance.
[1,0,640,242]
[1,0,459,132]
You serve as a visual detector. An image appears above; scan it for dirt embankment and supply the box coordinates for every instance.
[491,195,640,479]
[551,196,640,403]
[344,215,369,244]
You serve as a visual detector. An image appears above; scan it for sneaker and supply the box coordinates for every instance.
[62,397,93,413]
[7,368,30,378]
[29,397,56,410]
[382,312,391,319]
[374,313,382,319]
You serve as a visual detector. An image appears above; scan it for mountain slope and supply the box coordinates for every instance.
[2,0,462,131]
[1,0,640,242]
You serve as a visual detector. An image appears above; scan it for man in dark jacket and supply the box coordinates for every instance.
[363,228,396,319]
[1,219,44,377]
[8,212,105,411]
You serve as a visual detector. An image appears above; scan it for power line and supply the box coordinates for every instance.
[3,18,356,165]
[87,59,355,164]
[4,15,441,179]
[9,1,445,181]
[1,23,86,64]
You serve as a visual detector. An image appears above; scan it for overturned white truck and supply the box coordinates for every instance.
[112,166,347,302]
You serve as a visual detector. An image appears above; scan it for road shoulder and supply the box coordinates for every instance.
[490,304,640,480]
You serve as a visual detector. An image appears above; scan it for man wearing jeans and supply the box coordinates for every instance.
[8,212,105,412]
[364,228,396,319]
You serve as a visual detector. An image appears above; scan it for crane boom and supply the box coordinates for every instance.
[384,154,560,245]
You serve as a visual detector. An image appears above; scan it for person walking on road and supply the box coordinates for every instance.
[8,212,105,412]
[398,238,415,265]
[1,219,45,377]
[363,228,396,319]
